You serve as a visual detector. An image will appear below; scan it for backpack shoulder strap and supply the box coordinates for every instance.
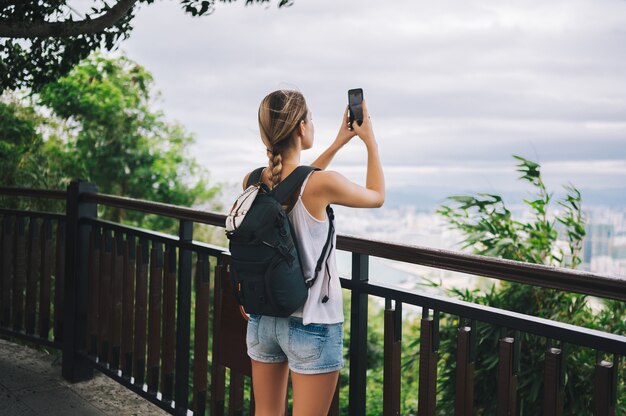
[245,167,266,188]
[307,205,335,302]
[272,165,320,204]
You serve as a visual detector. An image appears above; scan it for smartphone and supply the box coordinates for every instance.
[348,88,364,129]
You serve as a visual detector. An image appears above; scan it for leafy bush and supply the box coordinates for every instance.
[1,53,221,236]
[434,155,625,415]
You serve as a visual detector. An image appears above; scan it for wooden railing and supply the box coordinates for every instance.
[0,180,624,415]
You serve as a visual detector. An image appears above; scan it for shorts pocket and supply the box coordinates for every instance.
[246,315,260,349]
[288,320,328,362]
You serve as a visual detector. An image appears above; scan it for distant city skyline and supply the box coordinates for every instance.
[120,0,626,206]
[333,203,626,278]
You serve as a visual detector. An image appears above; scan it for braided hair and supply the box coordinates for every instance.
[258,90,308,188]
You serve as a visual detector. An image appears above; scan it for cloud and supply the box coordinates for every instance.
[121,0,626,199]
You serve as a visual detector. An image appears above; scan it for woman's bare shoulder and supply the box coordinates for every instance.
[242,172,251,190]
[242,168,268,190]
[306,170,346,194]
[311,169,346,182]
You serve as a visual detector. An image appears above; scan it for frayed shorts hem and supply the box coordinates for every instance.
[289,361,344,375]
[248,353,344,375]
[247,351,287,364]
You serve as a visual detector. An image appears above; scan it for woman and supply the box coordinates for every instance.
[243,90,384,415]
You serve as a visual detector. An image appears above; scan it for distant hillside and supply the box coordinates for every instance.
[217,182,626,214]
[384,186,626,211]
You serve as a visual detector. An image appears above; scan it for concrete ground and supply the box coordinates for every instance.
[0,338,169,416]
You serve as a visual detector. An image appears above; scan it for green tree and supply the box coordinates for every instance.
[435,155,625,415]
[1,53,221,234]
[0,96,45,187]
[0,94,70,212]
[0,0,292,92]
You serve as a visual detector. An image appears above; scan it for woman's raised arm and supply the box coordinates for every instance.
[317,100,385,208]
[311,106,356,170]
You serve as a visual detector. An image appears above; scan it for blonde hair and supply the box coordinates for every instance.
[258,90,308,188]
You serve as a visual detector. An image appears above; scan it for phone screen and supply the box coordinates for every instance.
[348,88,364,127]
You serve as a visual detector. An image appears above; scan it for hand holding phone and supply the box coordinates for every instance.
[348,88,364,129]
[351,99,376,147]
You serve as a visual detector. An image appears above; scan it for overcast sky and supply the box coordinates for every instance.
[119,0,626,207]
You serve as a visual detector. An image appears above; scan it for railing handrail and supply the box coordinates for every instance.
[1,187,625,302]
[0,186,66,200]
[342,279,626,355]
[82,193,227,226]
[339,235,626,302]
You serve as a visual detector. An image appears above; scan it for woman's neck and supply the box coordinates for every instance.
[281,145,301,167]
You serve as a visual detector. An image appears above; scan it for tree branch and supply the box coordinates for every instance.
[0,0,138,38]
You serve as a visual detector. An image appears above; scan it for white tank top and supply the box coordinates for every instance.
[288,172,344,325]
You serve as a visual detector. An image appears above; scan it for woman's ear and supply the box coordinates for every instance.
[298,120,306,138]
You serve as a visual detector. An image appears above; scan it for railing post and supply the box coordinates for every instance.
[593,354,618,416]
[175,219,193,415]
[543,345,564,416]
[62,180,97,382]
[349,252,369,416]
[418,308,439,416]
[496,336,519,416]
[455,321,475,415]
[383,299,402,416]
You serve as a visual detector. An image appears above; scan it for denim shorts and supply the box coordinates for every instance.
[246,314,344,374]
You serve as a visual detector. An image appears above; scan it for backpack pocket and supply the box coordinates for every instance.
[230,258,270,315]
[230,254,309,317]
[263,254,309,317]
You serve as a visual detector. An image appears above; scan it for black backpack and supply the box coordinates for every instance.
[225,166,335,317]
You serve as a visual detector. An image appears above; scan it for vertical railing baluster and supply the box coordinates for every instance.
[384,298,402,416]
[25,216,39,335]
[211,253,228,416]
[147,242,164,394]
[0,214,3,323]
[418,308,439,416]
[98,228,113,363]
[229,370,245,416]
[593,354,618,416]
[193,253,210,415]
[134,237,149,387]
[121,234,136,379]
[54,219,66,343]
[349,252,369,416]
[543,344,564,416]
[87,228,101,356]
[175,220,193,414]
[1,215,14,328]
[162,246,177,403]
[110,231,124,370]
[39,219,52,339]
[0,214,2,323]
[62,180,96,382]
[12,216,25,331]
[496,336,519,416]
[455,321,475,416]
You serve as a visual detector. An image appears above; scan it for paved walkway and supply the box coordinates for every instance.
[0,338,168,416]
